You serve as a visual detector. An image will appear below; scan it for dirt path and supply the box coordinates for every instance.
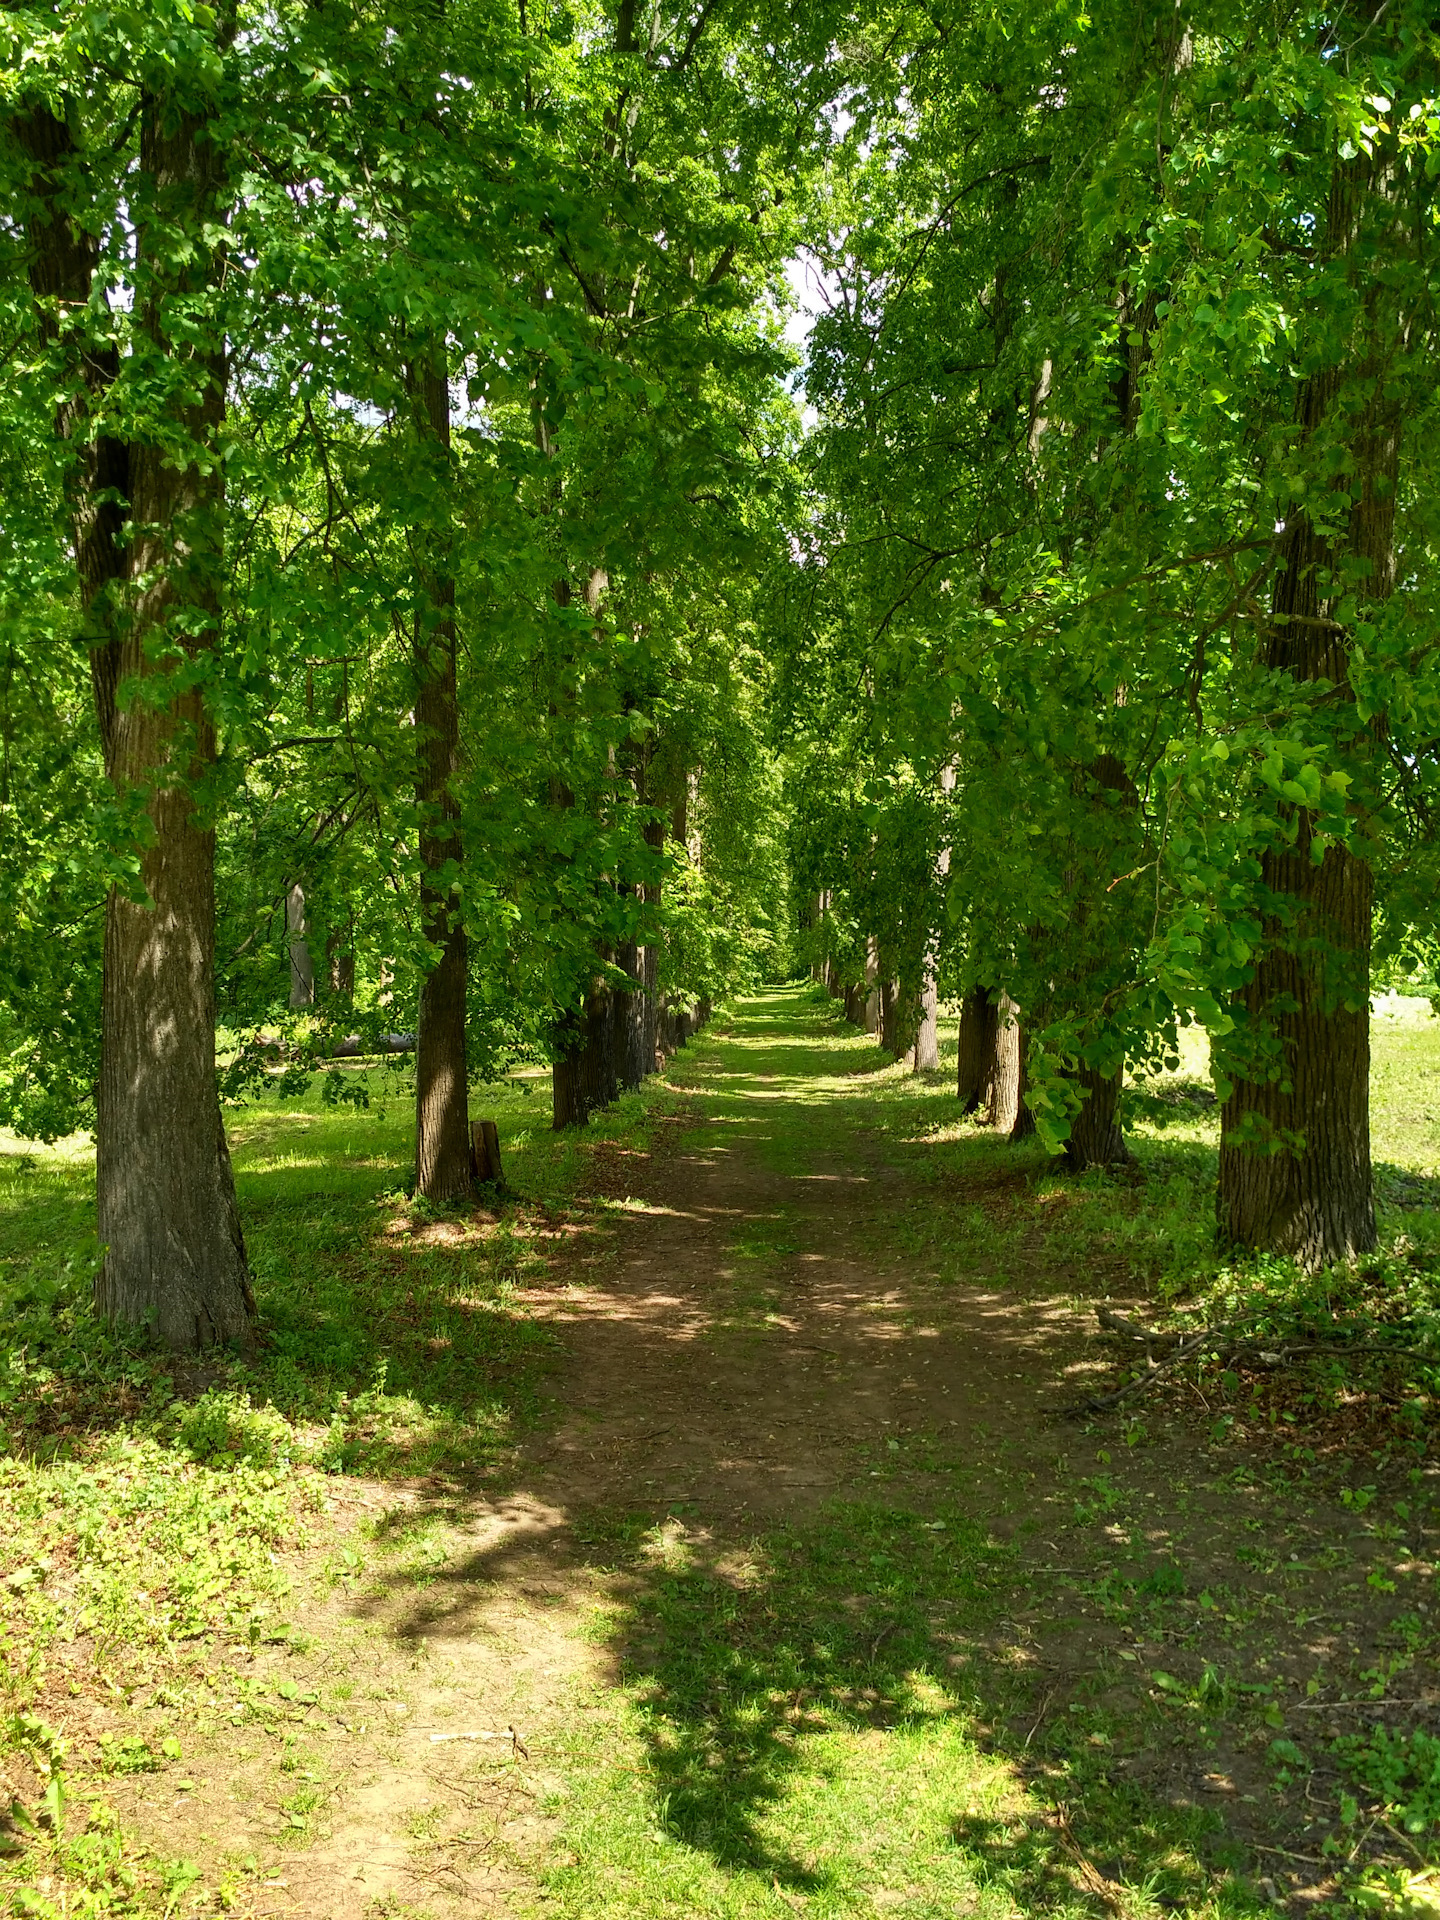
[250,991,1101,1917]
[122,990,1433,1918]
[522,1022,1083,1525]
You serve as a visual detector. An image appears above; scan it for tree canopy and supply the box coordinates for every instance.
[2,0,1438,1342]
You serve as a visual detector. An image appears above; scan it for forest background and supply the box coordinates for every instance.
[3,0,1439,1349]
[3,0,1440,1911]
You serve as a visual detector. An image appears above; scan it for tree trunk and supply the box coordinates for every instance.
[92,89,253,1348]
[913,974,940,1071]
[912,760,955,1073]
[956,986,998,1113]
[11,104,128,771]
[327,926,355,999]
[553,983,618,1127]
[643,941,661,1067]
[863,936,881,1034]
[878,978,899,1054]
[640,812,664,1072]
[615,933,647,1092]
[1064,1065,1131,1171]
[843,980,867,1027]
[470,1118,504,1184]
[1219,835,1375,1262]
[1218,148,1398,1267]
[287,883,314,1008]
[880,979,919,1061]
[986,995,1033,1140]
[411,354,471,1203]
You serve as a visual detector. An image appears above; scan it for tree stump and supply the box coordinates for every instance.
[470,1119,504,1185]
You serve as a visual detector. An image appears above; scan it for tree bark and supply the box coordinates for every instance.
[1219,826,1375,1261]
[913,974,940,1071]
[287,883,314,1008]
[956,986,998,1113]
[11,105,128,771]
[843,979,867,1027]
[1063,1065,1131,1171]
[1218,148,1399,1267]
[91,88,254,1348]
[864,936,881,1035]
[986,995,1033,1140]
[880,979,920,1061]
[411,355,472,1202]
[615,930,647,1091]
[912,761,955,1073]
[327,926,355,999]
[549,569,628,1123]
[552,982,619,1127]
[641,812,664,1070]
[878,978,900,1055]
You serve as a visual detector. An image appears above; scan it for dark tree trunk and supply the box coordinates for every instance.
[1218,150,1398,1268]
[1064,1065,1131,1171]
[470,1118,503,1184]
[912,759,955,1074]
[640,812,664,1072]
[615,934,647,1092]
[553,984,619,1128]
[92,90,253,1348]
[843,980,867,1027]
[880,979,920,1061]
[1219,832,1375,1261]
[956,987,998,1113]
[878,978,900,1055]
[327,926,355,999]
[643,942,660,1067]
[411,355,471,1203]
[11,105,128,772]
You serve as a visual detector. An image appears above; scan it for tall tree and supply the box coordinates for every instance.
[410,350,474,1200]
[10,10,255,1347]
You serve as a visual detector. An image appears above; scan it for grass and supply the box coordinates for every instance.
[534,1502,1261,1920]
[2,993,1439,1916]
[0,1064,664,1916]
[518,988,1440,1919]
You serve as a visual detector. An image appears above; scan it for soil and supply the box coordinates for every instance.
[90,997,1438,1916]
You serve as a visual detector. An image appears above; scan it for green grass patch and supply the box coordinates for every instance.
[532,1498,1266,1920]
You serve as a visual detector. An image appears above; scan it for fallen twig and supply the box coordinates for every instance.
[1380,1818,1432,1869]
[1054,1808,1126,1912]
[1073,1323,1224,1414]
[428,1725,528,1758]
[1024,1689,1054,1750]
[1074,1310,1424,1416]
